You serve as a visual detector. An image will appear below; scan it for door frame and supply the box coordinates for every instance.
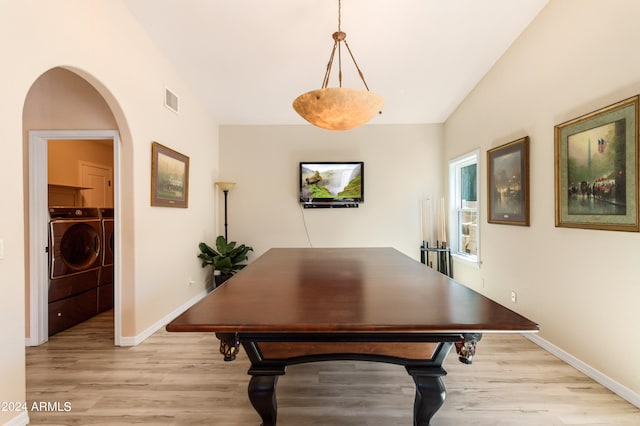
[28,130,122,346]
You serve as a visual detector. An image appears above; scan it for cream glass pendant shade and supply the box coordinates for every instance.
[292,0,383,131]
[293,88,383,131]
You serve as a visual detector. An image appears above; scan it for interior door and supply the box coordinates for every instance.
[80,162,113,208]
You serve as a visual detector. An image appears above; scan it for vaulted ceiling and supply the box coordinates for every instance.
[123,0,549,125]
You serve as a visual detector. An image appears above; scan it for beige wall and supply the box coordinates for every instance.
[219,124,444,261]
[445,0,640,396]
[1,1,219,424]
[47,139,114,207]
[48,139,113,187]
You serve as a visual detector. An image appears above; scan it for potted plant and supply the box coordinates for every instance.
[198,235,253,288]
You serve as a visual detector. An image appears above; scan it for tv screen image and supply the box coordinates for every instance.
[300,162,363,205]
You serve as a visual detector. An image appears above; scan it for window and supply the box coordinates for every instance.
[449,150,480,262]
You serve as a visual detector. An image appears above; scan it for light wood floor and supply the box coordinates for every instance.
[26,310,639,425]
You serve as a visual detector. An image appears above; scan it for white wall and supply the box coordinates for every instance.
[445,0,640,397]
[219,124,444,260]
[0,1,218,423]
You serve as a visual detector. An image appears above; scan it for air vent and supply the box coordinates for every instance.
[164,88,179,113]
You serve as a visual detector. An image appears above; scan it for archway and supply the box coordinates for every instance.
[23,67,133,346]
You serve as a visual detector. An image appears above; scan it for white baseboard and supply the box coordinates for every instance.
[524,333,640,409]
[119,289,208,347]
[2,411,29,426]
[23,295,638,412]
[25,291,208,347]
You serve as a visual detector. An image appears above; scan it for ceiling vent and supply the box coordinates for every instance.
[164,88,179,113]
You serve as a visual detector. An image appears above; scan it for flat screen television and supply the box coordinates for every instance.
[299,161,364,208]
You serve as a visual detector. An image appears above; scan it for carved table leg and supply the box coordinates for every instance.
[455,333,482,364]
[406,367,447,426]
[216,333,240,361]
[247,367,286,426]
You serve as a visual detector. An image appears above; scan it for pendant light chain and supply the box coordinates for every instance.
[344,39,370,91]
[322,41,337,88]
[320,0,370,91]
[292,0,383,131]
[337,0,343,88]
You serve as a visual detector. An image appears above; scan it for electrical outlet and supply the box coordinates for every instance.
[511,291,517,303]
[189,279,196,286]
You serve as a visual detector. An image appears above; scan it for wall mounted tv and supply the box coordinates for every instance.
[299,161,364,208]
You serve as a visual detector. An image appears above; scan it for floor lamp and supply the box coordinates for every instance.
[215,181,236,240]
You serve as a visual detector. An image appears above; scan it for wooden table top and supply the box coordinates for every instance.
[167,247,539,334]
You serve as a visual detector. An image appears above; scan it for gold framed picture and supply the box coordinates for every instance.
[554,96,639,232]
[151,141,189,208]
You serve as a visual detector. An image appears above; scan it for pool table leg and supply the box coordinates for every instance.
[407,367,447,426]
[247,367,286,426]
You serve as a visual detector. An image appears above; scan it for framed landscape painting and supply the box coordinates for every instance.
[151,141,190,208]
[487,136,530,226]
[554,96,639,232]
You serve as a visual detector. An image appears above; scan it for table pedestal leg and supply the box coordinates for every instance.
[407,367,447,426]
[247,367,286,426]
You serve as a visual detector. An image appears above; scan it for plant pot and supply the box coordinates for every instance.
[214,273,233,287]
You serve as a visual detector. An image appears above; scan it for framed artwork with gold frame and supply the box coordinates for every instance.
[151,141,189,208]
[554,96,639,231]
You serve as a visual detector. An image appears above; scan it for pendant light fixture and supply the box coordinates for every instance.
[293,0,383,131]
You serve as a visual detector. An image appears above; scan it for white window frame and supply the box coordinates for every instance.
[448,149,480,266]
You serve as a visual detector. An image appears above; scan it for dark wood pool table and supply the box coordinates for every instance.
[167,247,539,425]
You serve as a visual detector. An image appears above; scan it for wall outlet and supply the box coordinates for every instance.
[189,279,196,286]
[511,291,517,303]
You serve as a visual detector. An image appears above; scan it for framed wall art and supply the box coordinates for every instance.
[554,96,639,232]
[487,136,530,226]
[151,141,190,208]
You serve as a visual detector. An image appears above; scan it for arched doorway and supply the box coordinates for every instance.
[24,67,130,346]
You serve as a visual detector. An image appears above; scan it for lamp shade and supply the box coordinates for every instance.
[293,87,383,131]
[215,181,236,192]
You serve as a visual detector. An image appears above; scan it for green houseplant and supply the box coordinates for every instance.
[198,235,253,287]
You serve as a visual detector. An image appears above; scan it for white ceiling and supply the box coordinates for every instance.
[123,0,549,126]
